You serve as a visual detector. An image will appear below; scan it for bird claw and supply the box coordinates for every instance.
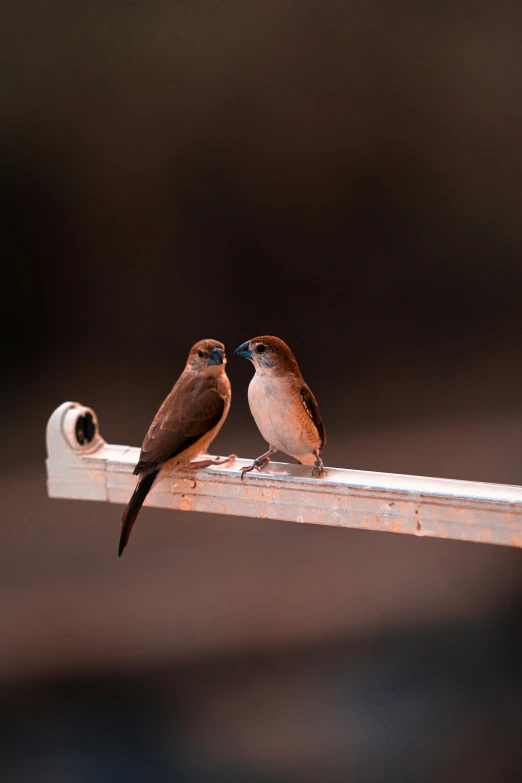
[240,457,271,480]
[188,454,237,470]
[213,454,237,465]
[312,459,328,478]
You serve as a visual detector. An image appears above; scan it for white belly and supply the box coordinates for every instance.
[248,374,319,463]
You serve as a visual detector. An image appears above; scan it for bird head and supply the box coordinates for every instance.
[234,336,299,376]
[188,339,226,373]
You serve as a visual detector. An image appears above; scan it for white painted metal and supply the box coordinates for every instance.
[46,402,522,548]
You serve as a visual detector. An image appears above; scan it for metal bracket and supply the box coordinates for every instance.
[46,402,522,548]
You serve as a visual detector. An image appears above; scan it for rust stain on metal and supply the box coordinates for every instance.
[435,522,448,538]
[170,477,196,492]
[179,494,193,511]
[389,518,403,534]
[509,535,522,548]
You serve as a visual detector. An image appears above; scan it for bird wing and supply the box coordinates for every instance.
[300,384,326,448]
[134,374,226,474]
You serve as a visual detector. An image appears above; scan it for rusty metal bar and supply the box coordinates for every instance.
[46,401,522,548]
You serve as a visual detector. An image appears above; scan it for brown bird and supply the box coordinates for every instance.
[118,339,233,556]
[234,336,326,478]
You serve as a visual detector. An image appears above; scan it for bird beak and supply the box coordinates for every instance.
[234,341,252,360]
[208,347,225,366]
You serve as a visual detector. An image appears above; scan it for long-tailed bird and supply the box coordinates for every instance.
[234,335,326,479]
[118,339,233,556]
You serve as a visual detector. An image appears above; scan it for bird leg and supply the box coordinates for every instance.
[312,451,328,478]
[188,454,237,470]
[240,447,278,479]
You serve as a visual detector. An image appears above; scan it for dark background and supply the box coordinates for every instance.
[2,1,522,781]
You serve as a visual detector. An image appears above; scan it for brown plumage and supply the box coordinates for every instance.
[119,339,233,556]
[234,335,326,478]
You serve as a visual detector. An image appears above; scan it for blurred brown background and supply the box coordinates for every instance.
[2,1,522,781]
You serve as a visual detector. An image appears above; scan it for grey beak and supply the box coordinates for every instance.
[208,347,224,366]
[234,341,253,360]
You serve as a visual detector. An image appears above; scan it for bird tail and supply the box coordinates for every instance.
[118,470,159,557]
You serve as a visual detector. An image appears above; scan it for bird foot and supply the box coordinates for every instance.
[188,454,237,470]
[312,456,328,478]
[240,456,271,480]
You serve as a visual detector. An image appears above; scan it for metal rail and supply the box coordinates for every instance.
[46,402,522,548]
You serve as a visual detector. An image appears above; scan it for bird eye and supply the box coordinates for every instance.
[198,350,204,358]
[256,344,266,353]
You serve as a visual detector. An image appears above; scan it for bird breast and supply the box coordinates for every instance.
[248,373,320,461]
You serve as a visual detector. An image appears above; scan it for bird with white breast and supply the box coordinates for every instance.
[235,335,327,479]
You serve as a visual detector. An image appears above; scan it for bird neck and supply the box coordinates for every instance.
[201,363,227,378]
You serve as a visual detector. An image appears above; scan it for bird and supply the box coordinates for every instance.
[118,339,234,556]
[234,335,326,479]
